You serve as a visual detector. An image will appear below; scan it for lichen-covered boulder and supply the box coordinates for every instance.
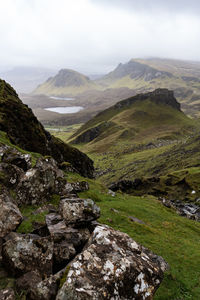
[59,198,100,226]
[2,233,53,277]
[0,192,22,238]
[2,148,32,171]
[16,157,66,205]
[56,225,168,300]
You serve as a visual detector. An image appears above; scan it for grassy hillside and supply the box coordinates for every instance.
[70,89,197,152]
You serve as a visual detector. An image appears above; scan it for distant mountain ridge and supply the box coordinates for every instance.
[33,57,200,118]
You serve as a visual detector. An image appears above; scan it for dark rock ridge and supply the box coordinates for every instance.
[0,148,168,299]
[114,88,181,111]
[101,60,173,82]
[0,79,94,178]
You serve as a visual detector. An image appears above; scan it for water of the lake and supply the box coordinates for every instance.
[45,107,83,114]
[50,96,75,101]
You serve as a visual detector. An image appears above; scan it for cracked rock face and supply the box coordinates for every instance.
[0,192,22,238]
[56,225,168,300]
[59,198,100,226]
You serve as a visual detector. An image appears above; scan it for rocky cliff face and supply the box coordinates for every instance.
[0,79,94,178]
[114,88,181,111]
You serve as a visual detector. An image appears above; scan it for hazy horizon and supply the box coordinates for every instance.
[0,0,200,74]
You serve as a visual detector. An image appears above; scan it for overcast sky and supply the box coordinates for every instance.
[0,0,200,73]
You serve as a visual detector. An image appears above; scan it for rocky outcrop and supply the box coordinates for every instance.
[0,79,94,178]
[161,198,200,221]
[57,225,168,300]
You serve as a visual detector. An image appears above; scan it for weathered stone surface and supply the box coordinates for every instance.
[64,181,89,194]
[0,288,15,300]
[59,198,100,226]
[56,225,168,300]
[0,162,24,188]
[28,275,58,300]
[2,233,53,277]
[0,192,22,238]
[16,270,42,292]
[2,149,32,171]
[16,157,66,205]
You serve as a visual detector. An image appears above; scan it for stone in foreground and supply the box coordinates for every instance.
[56,225,168,300]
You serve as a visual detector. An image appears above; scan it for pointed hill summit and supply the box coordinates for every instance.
[34,68,98,96]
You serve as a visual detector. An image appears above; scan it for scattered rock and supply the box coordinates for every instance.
[110,208,119,214]
[108,189,115,197]
[161,198,200,221]
[56,225,168,300]
[59,198,100,226]
[129,216,146,225]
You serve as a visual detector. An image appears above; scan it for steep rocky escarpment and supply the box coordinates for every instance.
[0,79,94,178]
[71,89,189,146]
[0,147,168,299]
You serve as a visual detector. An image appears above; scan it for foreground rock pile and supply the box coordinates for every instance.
[0,146,168,299]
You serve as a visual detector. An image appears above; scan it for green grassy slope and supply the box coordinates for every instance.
[66,172,200,300]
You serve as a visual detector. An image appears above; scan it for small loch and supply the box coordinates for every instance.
[45,106,84,114]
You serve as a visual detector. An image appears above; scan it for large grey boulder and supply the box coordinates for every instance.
[59,198,100,226]
[0,192,22,238]
[56,225,168,300]
[2,233,53,277]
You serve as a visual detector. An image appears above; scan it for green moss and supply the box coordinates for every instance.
[49,194,61,207]
[17,205,47,234]
[59,265,71,288]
